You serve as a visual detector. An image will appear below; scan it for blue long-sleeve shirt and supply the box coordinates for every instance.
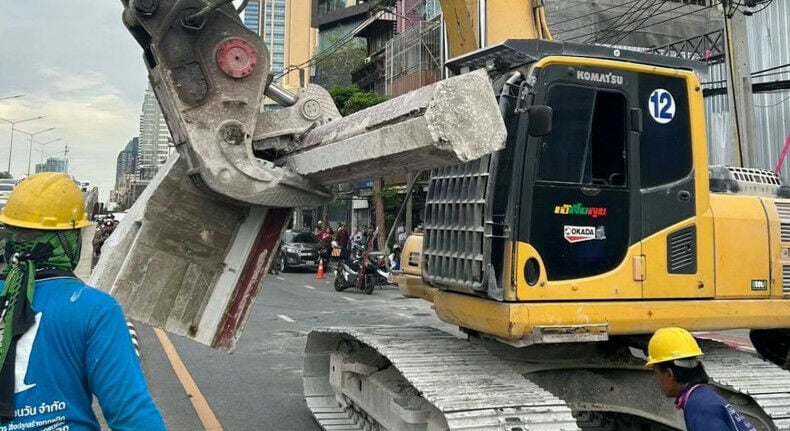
[677,384,756,431]
[0,276,166,431]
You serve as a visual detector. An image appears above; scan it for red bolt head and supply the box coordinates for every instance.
[217,38,257,79]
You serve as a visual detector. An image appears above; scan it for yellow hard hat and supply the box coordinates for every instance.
[0,173,90,230]
[645,327,703,367]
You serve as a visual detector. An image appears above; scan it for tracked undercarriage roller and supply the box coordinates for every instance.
[304,327,790,431]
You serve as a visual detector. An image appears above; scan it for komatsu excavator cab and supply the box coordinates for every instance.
[417,40,790,353]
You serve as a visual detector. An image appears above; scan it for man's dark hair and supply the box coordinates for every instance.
[656,361,709,385]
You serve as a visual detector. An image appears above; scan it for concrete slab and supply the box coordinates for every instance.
[285,69,506,185]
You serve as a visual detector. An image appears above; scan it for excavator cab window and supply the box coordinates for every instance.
[537,85,627,187]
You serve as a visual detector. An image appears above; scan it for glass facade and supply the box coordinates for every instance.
[317,0,347,17]
[243,1,261,34]
[115,137,139,189]
[425,0,441,19]
[39,157,68,174]
[137,85,171,178]
[262,0,287,79]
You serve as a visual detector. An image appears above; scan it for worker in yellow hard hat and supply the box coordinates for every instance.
[646,327,755,431]
[0,173,165,429]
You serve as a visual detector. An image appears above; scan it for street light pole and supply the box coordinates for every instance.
[35,138,63,166]
[0,115,45,175]
[16,127,56,176]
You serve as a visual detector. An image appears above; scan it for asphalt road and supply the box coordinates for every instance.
[141,268,456,431]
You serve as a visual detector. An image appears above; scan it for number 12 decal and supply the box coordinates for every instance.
[649,89,675,124]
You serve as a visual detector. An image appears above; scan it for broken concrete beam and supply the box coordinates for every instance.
[282,69,506,185]
[90,153,287,351]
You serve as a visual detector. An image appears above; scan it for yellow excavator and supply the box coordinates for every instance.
[114,0,790,429]
[303,2,790,430]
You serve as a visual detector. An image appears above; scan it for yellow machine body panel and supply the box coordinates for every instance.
[433,290,790,341]
[395,233,437,301]
[513,240,644,301]
[400,234,424,277]
[639,217,715,299]
[709,194,773,298]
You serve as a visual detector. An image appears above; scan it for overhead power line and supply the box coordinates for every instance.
[607,0,667,46]
[548,0,645,29]
[586,0,656,45]
[562,0,722,45]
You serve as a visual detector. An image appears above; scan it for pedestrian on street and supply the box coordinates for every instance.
[0,173,166,430]
[91,218,117,270]
[336,223,350,250]
[646,327,755,431]
[396,225,407,248]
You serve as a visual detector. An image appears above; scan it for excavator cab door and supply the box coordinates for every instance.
[636,73,712,298]
[513,63,644,299]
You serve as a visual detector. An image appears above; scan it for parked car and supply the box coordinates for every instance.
[0,183,14,200]
[278,230,323,272]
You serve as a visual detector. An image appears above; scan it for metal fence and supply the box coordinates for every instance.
[384,16,443,97]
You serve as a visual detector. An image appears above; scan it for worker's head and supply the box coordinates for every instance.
[0,173,90,377]
[646,327,708,397]
[0,172,90,268]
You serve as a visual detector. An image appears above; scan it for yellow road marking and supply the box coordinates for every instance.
[153,328,224,431]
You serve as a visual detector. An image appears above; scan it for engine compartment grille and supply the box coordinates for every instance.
[667,226,696,274]
[422,156,492,290]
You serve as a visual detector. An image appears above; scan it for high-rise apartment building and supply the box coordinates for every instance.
[259,1,316,91]
[137,85,171,180]
[37,157,68,174]
[243,1,261,34]
[262,0,286,79]
[115,137,139,189]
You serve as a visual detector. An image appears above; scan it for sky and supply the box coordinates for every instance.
[0,1,246,202]
[0,1,148,201]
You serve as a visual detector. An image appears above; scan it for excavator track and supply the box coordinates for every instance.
[700,339,790,429]
[304,326,580,430]
[304,327,790,430]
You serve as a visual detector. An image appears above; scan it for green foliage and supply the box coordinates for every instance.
[344,92,389,115]
[377,186,403,228]
[329,85,362,114]
[314,35,366,89]
[0,172,11,179]
[329,85,389,116]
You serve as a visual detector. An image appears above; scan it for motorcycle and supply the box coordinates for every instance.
[334,235,389,294]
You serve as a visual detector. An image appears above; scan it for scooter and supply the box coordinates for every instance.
[334,251,389,294]
[334,232,388,294]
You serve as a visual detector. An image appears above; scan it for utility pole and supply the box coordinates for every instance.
[723,0,756,167]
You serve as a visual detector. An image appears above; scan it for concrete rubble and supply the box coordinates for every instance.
[92,70,506,350]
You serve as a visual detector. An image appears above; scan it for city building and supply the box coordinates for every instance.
[243,0,261,34]
[261,0,285,78]
[115,137,139,190]
[310,0,378,88]
[254,0,317,100]
[248,0,317,112]
[137,84,172,180]
[36,157,68,174]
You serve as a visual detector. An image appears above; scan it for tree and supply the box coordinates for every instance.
[313,34,366,89]
[0,171,12,179]
[329,85,389,116]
